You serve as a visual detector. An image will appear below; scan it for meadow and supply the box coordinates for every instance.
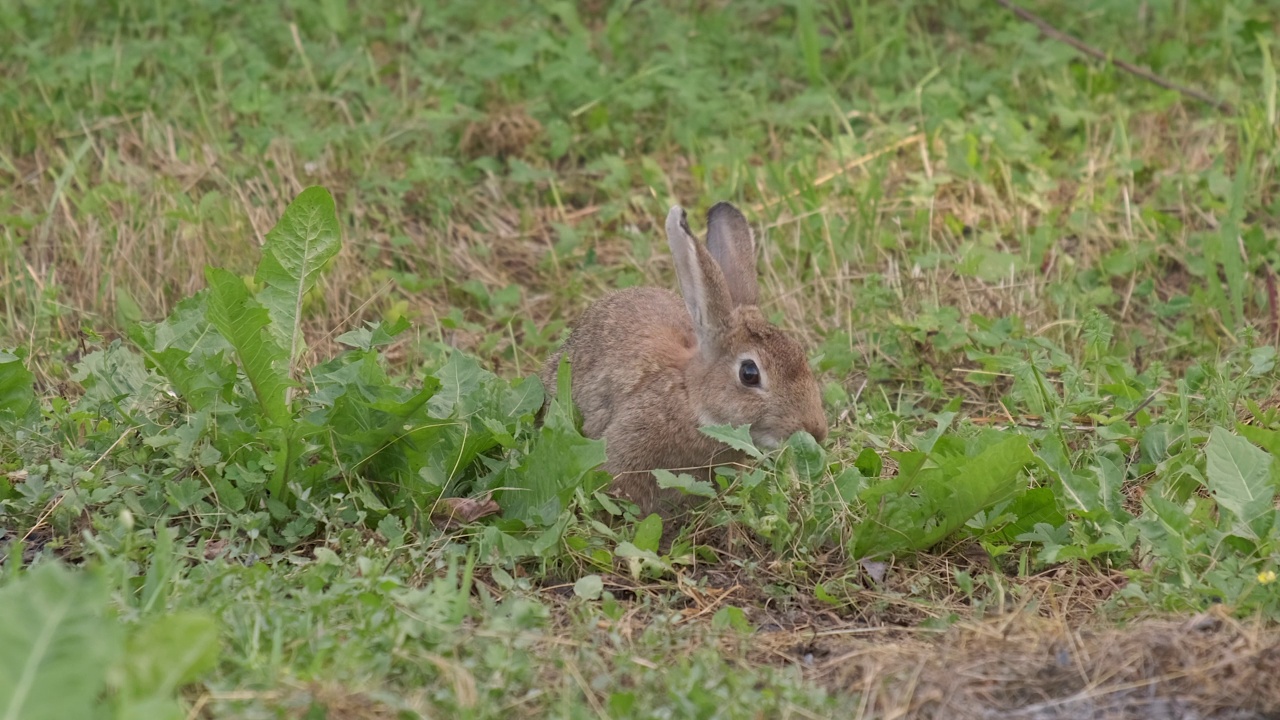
[2,0,1280,717]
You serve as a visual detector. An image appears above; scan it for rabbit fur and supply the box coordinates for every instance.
[541,202,828,517]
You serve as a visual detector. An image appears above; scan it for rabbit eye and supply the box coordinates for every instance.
[739,359,761,387]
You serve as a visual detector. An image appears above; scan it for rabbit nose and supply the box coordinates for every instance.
[807,415,828,444]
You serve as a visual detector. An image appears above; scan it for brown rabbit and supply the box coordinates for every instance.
[541,202,828,518]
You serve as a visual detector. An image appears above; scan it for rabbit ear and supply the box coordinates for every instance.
[705,202,759,307]
[666,205,734,350]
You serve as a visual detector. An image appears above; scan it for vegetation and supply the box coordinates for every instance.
[2,0,1279,717]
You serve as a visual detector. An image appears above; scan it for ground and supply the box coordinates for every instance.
[2,1,1280,718]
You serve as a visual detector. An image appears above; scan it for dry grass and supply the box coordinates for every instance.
[481,556,1279,719]
[817,608,1280,720]
[7,105,1255,364]
[460,103,544,160]
[192,682,401,720]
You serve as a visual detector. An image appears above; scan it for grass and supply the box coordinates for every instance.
[2,0,1280,717]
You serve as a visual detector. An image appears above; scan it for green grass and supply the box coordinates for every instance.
[3,0,1280,717]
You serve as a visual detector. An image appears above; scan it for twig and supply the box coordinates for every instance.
[672,582,741,625]
[993,0,1232,114]
[1123,389,1162,423]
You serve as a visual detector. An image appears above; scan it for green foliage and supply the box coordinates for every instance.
[1205,427,1277,540]
[853,431,1036,558]
[116,613,219,720]
[494,384,607,526]
[126,295,234,413]
[574,574,604,600]
[121,190,340,512]
[204,266,293,428]
[253,186,341,364]
[654,469,718,500]
[700,424,766,460]
[0,351,35,423]
[4,0,1280,715]
[0,562,216,720]
[56,187,600,551]
[0,563,118,720]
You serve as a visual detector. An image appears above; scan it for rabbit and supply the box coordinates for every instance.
[541,201,828,518]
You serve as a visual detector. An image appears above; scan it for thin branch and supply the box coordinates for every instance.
[993,0,1233,114]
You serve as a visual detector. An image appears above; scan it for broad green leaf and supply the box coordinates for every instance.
[853,448,882,478]
[1238,422,1280,457]
[132,293,220,356]
[1205,426,1276,539]
[129,292,234,411]
[118,612,219,718]
[335,317,411,350]
[943,436,1037,536]
[784,431,825,480]
[986,487,1064,543]
[309,350,444,486]
[1140,423,1172,464]
[614,541,671,579]
[1135,494,1194,563]
[211,477,246,512]
[377,513,406,548]
[205,267,292,427]
[610,692,637,716]
[573,574,604,600]
[632,514,664,553]
[699,424,764,459]
[853,434,1035,558]
[70,342,154,415]
[407,368,542,492]
[1038,436,1102,517]
[0,563,120,720]
[497,392,607,526]
[833,467,863,503]
[254,186,341,365]
[428,351,485,419]
[889,450,928,482]
[914,410,957,454]
[1091,452,1129,520]
[654,469,717,498]
[711,605,753,632]
[497,374,546,422]
[0,351,35,421]
[533,513,572,556]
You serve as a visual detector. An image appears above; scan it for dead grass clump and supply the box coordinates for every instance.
[190,681,402,720]
[287,683,401,720]
[821,609,1280,719]
[459,104,543,160]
